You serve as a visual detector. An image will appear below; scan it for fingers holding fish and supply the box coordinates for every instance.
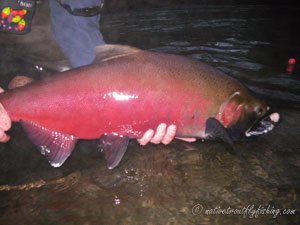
[161,124,176,145]
[137,124,176,145]
[150,123,167,144]
[137,124,196,146]
[137,129,155,146]
[0,87,12,143]
[0,103,11,132]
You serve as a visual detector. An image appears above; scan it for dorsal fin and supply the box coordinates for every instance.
[8,76,35,90]
[94,44,141,63]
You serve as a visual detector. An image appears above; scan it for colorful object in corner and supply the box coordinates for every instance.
[0,0,35,34]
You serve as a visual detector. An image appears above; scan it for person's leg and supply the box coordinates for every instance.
[49,0,105,68]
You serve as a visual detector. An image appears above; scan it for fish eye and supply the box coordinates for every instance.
[254,106,263,116]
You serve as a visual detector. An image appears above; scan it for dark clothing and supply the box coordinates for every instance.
[49,0,105,68]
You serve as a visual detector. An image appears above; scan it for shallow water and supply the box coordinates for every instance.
[0,2,299,225]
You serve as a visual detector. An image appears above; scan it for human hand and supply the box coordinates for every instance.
[0,87,11,143]
[137,123,196,146]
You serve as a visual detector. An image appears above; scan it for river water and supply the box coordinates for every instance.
[0,2,299,225]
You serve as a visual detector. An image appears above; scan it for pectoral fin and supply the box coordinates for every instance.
[21,120,77,167]
[205,118,234,148]
[99,134,129,170]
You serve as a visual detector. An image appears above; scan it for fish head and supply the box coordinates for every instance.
[218,91,279,140]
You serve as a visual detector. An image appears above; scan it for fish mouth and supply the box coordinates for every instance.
[244,112,280,138]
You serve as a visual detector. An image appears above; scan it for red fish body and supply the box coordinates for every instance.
[0,45,275,169]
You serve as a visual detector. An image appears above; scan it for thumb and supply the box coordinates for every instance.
[0,103,11,131]
[0,127,10,143]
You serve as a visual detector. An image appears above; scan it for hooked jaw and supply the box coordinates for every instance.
[244,110,280,138]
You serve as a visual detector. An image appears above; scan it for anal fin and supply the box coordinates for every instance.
[21,120,77,167]
[99,134,129,170]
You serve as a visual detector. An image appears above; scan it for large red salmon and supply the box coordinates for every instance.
[0,45,279,169]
